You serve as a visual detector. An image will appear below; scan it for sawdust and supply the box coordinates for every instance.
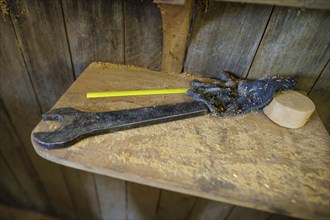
[0,0,9,20]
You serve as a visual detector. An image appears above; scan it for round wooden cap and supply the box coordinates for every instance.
[263,90,315,129]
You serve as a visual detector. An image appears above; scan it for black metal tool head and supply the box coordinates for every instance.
[33,108,86,149]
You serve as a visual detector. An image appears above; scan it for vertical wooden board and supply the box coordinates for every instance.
[184,1,273,78]
[9,0,74,111]
[94,175,126,220]
[308,61,330,133]
[62,167,101,220]
[156,190,196,220]
[62,0,124,77]
[0,4,76,219]
[127,182,160,220]
[0,153,29,209]
[268,214,300,220]
[248,7,330,91]
[226,206,271,220]
[188,199,233,220]
[0,100,52,213]
[159,0,193,73]
[125,0,163,71]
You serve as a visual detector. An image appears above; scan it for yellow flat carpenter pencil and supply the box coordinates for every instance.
[86,88,189,98]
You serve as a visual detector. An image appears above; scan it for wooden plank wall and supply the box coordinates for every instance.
[0,0,328,220]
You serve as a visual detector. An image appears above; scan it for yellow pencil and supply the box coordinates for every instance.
[86,88,189,98]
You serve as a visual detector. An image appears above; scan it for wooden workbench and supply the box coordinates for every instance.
[32,62,330,220]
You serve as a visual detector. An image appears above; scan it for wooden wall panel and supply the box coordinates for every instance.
[308,61,330,132]
[61,168,102,220]
[127,182,160,220]
[226,206,271,220]
[0,100,51,212]
[8,0,75,111]
[156,190,196,220]
[62,0,124,77]
[2,0,76,219]
[0,153,29,210]
[0,8,75,218]
[188,199,233,220]
[184,1,273,78]
[95,175,126,220]
[248,7,330,91]
[125,0,163,70]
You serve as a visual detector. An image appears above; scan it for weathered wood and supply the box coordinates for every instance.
[127,182,160,220]
[94,175,126,220]
[308,61,330,133]
[32,63,330,220]
[215,0,330,10]
[154,0,186,5]
[9,0,74,111]
[156,190,196,220]
[62,0,124,77]
[0,153,29,209]
[0,203,60,220]
[188,199,233,220]
[2,1,76,218]
[184,1,273,78]
[61,167,101,220]
[268,213,301,220]
[0,100,52,213]
[226,206,272,220]
[158,0,193,73]
[125,0,163,70]
[248,7,330,91]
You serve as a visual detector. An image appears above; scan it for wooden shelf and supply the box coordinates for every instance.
[32,62,330,220]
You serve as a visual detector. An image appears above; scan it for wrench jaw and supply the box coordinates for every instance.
[33,108,82,149]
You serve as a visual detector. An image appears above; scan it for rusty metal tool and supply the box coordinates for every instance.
[32,101,209,149]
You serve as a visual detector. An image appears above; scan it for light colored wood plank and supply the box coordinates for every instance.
[248,6,330,91]
[127,182,160,220]
[0,203,60,220]
[32,62,330,220]
[215,0,330,10]
[159,0,193,73]
[156,190,196,220]
[94,175,126,220]
[226,206,272,220]
[61,167,101,220]
[125,0,163,71]
[184,1,272,78]
[308,61,330,133]
[62,0,124,77]
[188,199,233,220]
[0,1,74,219]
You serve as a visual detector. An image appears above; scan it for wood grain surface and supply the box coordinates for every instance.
[62,0,124,77]
[32,63,330,220]
[9,0,74,112]
[184,1,273,78]
[308,61,330,132]
[159,0,193,73]
[0,7,76,218]
[248,6,330,91]
[124,0,163,71]
[215,0,330,10]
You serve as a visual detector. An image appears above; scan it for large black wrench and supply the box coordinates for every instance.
[32,101,209,149]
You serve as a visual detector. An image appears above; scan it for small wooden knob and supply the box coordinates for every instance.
[263,90,315,129]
